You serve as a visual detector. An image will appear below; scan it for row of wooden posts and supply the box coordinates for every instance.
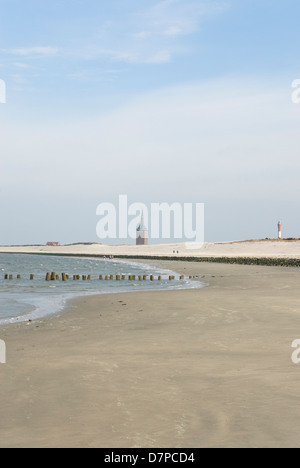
[4,274,34,280]
[3,273,189,281]
[45,273,184,282]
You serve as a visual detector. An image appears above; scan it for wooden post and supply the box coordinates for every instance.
[17,274,21,279]
[150,275,154,281]
[87,275,91,280]
[105,275,109,280]
[9,274,13,280]
[139,276,143,281]
[122,275,126,281]
[56,275,59,281]
[46,273,51,281]
[4,274,8,280]
[51,272,56,281]
[30,274,34,281]
[143,275,147,281]
[116,275,121,281]
[99,275,103,280]
[180,275,184,280]
[158,276,162,281]
[82,275,86,281]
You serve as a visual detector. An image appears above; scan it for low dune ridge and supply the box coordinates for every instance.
[1,240,300,260]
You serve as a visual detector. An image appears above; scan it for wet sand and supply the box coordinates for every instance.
[0,260,300,448]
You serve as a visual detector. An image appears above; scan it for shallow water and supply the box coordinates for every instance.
[0,253,203,325]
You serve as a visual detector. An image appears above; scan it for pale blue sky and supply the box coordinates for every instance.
[0,0,300,244]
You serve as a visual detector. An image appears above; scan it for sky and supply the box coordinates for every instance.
[0,0,300,245]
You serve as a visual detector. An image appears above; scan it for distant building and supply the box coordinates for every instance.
[136,212,148,246]
[46,242,60,246]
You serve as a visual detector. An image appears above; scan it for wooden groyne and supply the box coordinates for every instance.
[2,273,190,282]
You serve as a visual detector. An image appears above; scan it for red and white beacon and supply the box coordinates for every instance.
[278,221,282,239]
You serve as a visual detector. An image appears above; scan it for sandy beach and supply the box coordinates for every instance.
[0,257,300,448]
[1,239,300,259]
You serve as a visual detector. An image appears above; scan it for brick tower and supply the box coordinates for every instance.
[136,212,149,246]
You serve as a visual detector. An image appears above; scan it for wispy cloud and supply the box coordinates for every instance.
[0,0,229,93]
[124,0,229,63]
[57,1,228,65]
[65,44,169,65]
[5,46,58,57]
[10,74,28,84]
[135,0,229,38]
[1,2,227,69]
[132,31,151,40]
[62,1,228,65]
[163,26,184,37]
[144,49,171,64]
[13,62,31,69]
[2,78,298,204]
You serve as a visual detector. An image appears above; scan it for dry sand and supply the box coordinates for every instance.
[1,239,300,258]
[0,259,300,448]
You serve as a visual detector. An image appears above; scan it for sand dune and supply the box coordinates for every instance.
[1,240,300,259]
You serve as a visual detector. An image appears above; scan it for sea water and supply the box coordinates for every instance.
[0,253,203,325]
